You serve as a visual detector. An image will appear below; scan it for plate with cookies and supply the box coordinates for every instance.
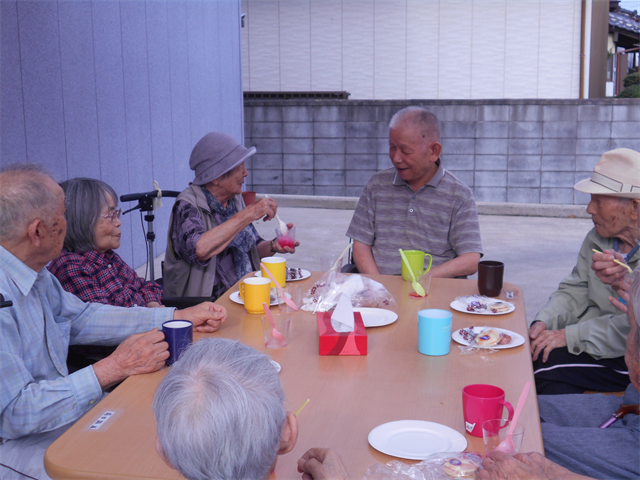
[452,326,525,349]
[450,295,514,315]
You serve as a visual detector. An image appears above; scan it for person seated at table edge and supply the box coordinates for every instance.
[0,164,226,479]
[153,338,300,480]
[48,177,163,308]
[164,132,298,299]
[47,177,167,372]
[297,269,640,479]
[346,106,482,278]
[530,148,640,395]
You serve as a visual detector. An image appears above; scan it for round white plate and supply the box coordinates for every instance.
[254,268,311,282]
[450,297,515,315]
[229,291,290,306]
[368,420,467,460]
[452,326,525,349]
[353,308,398,328]
[270,360,281,373]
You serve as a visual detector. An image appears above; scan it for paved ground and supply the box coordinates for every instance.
[140,205,595,325]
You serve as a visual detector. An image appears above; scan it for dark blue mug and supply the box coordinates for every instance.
[162,320,193,366]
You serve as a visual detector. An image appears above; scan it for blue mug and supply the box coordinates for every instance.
[417,309,452,356]
[162,320,193,366]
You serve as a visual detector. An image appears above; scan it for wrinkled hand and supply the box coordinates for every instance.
[479,451,550,480]
[609,274,632,313]
[249,197,277,222]
[530,322,566,363]
[297,448,349,480]
[591,249,627,287]
[273,223,300,254]
[94,329,169,389]
[174,302,227,332]
[479,451,582,480]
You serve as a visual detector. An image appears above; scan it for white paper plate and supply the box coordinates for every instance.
[270,360,281,373]
[368,420,467,460]
[353,308,398,328]
[254,268,311,282]
[229,291,290,306]
[450,296,515,315]
[452,326,525,349]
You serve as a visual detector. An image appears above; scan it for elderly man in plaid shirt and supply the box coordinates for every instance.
[0,165,226,479]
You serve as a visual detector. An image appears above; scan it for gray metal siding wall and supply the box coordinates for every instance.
[244,100,640,204]
[1,0,244,269]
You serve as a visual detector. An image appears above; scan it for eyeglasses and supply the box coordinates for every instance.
[100,208,122,223]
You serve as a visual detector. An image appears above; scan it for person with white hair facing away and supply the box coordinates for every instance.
[153,338,299,480]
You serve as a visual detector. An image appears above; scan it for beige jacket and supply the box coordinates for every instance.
[163,185,261,298]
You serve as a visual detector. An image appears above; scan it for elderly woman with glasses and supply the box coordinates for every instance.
[163,132,298,299]
[48,177,163,308]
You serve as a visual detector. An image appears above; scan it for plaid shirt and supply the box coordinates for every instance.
[48,250,163,307]
[172,200,263,299]
[0,246,173,440]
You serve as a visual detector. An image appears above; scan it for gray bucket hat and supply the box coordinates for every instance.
[190,132,256,186]
[574,148,640,199]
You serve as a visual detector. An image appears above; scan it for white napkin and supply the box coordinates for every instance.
[331,293,355,332]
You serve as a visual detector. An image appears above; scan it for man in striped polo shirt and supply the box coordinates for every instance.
[346,106,483,278]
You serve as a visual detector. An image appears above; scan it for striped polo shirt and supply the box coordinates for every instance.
[346,164,483,275]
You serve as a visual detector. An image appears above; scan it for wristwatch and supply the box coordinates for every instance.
[270,238,277,254]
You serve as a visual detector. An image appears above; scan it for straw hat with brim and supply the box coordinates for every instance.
[190,132,256,186]
[574,148,640,199]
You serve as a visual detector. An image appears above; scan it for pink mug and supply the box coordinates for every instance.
[462,384,514,437]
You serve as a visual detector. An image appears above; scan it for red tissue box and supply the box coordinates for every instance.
[317,311,368,356]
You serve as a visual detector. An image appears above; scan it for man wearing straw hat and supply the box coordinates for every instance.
[530,148,640,395]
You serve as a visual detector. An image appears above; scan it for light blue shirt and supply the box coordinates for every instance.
[0,246,173,440]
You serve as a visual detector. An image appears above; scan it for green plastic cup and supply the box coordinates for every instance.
[401,250,432,280]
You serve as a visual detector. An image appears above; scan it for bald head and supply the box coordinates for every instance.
[389,107,440,144]
[0,164,59,242]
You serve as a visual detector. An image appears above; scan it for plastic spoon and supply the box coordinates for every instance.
[399,249,425,297]
[264,193,288,234]
[495,381,531,454]
[263,302,286,343]
[332,241,354,271]
[591,248,633,274]
[260,262,299,311]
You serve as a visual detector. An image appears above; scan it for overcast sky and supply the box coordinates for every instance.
[619,0,640,12]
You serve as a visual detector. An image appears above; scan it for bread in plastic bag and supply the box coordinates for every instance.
[364,452,483,480]
[301,270,396,313]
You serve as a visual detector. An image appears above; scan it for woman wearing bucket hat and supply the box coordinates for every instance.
[530,148,640,395]
[163,132,298,299]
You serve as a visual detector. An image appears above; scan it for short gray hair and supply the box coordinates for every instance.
[389,106,441,143]
[60,178,117,252]
[153,338,286,480]
[0,164,58,241]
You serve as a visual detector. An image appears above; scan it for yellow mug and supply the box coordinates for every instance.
[239,277,271,314]
[261,257,286,288]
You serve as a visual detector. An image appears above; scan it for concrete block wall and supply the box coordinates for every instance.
[244,99,640,204]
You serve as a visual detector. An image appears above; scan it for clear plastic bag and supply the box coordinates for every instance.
[301,270,396,313]
[364,452,483,480]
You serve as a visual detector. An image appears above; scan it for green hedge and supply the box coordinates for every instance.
[623,72,640,87]
[618,84,640,98]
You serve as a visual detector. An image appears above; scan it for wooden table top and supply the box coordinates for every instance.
[45,273,542,480]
